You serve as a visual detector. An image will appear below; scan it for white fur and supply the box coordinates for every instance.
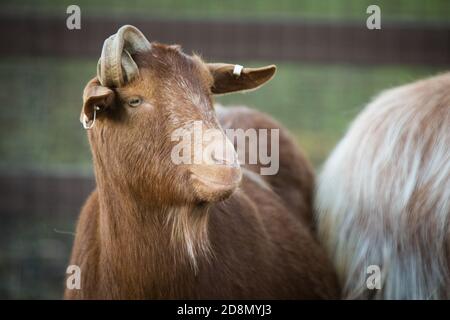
[315,73,450,299]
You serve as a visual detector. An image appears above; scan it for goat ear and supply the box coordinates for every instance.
[80,78,115,124]
[208,63,276,94]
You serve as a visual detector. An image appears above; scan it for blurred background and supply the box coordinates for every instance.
[0,0,449,299]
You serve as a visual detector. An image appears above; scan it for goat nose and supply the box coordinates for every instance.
[210,139,239,167]
[211,152,234,166]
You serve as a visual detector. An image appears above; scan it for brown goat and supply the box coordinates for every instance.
[65,25,339,299]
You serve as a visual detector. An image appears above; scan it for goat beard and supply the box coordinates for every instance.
[164,204,212,272]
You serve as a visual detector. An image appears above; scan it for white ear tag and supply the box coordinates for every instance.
[81,105,100,130]
[233,64,243,77]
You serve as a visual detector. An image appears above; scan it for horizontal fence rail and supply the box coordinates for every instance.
[0,13,449,65]
[0,174,94,217]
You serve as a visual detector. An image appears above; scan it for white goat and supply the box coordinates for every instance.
[316,72,450,299]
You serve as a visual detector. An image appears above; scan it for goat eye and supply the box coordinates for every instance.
[127,97,142,107]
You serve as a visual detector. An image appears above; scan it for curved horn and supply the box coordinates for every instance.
[97,25,151,88]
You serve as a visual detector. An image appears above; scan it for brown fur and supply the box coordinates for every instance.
[65,42,339,299]
[216,106,315,228]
